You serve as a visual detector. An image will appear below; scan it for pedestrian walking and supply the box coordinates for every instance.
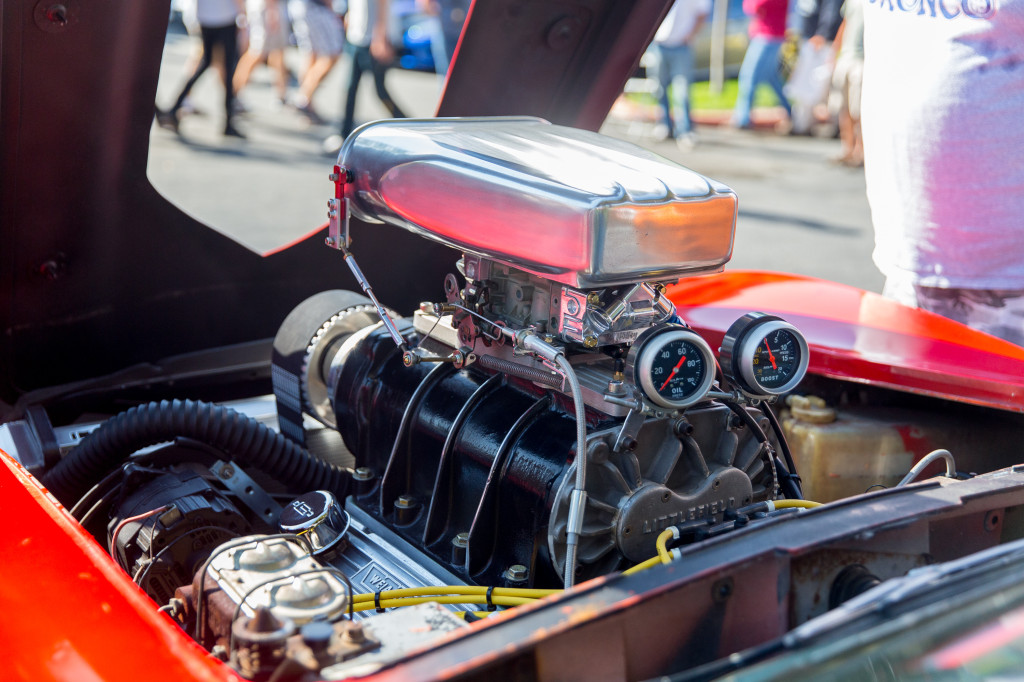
[158,0,248,138]
[828,0,863,166]
[326,0,407,152]
[862,0,1024,345]
[288,0,345,123]
[731,0,792,129]
[651,0,712,150]
[234,0,292,107]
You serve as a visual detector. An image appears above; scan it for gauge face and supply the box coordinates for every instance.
[634,328,716,409]
[724,316,809,396]
[752,328,803,391]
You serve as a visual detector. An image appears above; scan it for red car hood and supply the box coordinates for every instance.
[0,0,671,407]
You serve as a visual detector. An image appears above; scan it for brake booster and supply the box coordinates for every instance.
[272,117,805,589]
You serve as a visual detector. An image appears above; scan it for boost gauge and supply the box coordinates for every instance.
[629,326,716,410]
[720,313,809,396]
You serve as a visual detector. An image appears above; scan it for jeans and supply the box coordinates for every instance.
[653,43,696,137]
[732,36,791,127]
[173,23,239,126]
[340,44,407,139]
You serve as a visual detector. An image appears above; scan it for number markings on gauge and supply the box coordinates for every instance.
[632,327,716,409]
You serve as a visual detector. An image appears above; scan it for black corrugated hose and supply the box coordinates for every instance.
[42,399,350,506]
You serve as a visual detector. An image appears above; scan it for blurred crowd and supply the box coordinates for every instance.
[156,0,468,149]
[649,0,1024,345]
[155,0,1024,347]
[645,0,863,165]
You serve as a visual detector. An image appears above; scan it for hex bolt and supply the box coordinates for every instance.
[393,494,418,525]
[505,564,529,582]
[451,532,469,566]
[353,467,375,497]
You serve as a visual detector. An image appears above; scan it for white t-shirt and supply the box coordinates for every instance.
[195,0,239,27]
[655,0,713,46]
[345,0,374,47]
[862,0,1024,288]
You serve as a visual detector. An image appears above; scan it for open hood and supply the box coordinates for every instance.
[0,0,670,407]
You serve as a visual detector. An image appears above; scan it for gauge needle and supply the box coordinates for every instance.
[660,354,687,391]
[764,337,777,370]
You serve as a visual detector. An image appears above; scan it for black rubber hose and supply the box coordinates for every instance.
[43,399,350,506]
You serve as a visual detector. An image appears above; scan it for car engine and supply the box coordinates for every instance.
[36,118,816,679]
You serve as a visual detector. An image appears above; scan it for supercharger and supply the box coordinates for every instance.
[271,118,795,590]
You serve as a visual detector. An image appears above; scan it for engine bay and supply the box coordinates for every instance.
[5,118,1024,681]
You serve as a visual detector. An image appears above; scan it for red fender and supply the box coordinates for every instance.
[0,453,238,682]
[669,271,1024,413]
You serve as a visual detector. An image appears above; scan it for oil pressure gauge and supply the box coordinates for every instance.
[628,325,716,410]
[720,313,809,396]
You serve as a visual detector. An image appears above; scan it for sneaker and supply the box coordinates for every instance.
[675,132,698,151]
[223,122,247,139]
[322,134,345,156]
[651,123,671,141]
[292,100,326,125]
[178,97,204,118]
[155,108,179,133]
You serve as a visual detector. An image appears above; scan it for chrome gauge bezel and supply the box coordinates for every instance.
[633,327,716,410]
[732,318,809,396]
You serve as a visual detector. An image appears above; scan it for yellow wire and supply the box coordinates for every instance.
[455,611,498,620]
[623,500,825,576]
[351,585,560,604]
[622,555,663,575]
[773,499,822,509]
[351,594,536,613]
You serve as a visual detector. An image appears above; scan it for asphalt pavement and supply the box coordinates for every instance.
[149,26,883,294]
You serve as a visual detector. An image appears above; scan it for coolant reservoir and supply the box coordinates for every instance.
[782,396,1022,503]
[337,117,737,288]
[783,399,915,503]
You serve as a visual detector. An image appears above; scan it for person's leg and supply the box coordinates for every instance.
[847,59,864,165]
[299,54,340,103]
[760,38,791,118]
[268,50,288,101]
[341,45,369,139]
[173,26,217,112]
[653,46,674,138]
[732,37,766,127]
[233,49,261,93]
[220,24,242,132]
[671,44,695,135]
[369,55,407,118]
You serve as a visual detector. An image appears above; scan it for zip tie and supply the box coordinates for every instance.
[374,590,384,613]
[486,586,497,612]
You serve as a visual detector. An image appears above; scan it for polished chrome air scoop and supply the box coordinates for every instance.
[336,117,737,288]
